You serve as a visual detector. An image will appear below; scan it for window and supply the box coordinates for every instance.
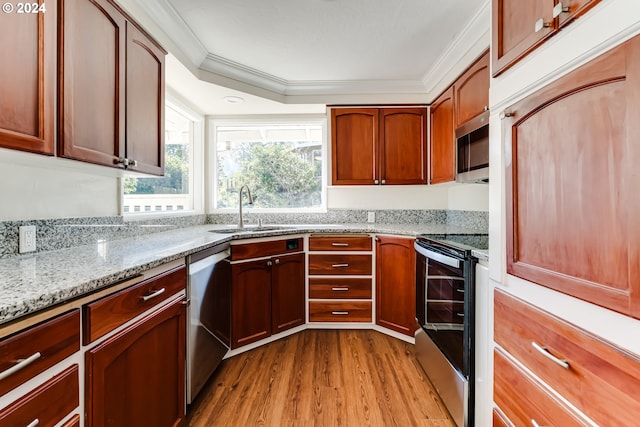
[212,119,326,211]
[123,101,203,215]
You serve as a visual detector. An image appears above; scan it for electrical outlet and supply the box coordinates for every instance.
[367,211,375,223]
[19,225,36,253]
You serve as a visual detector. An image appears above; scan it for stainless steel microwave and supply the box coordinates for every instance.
[456,111,489,183]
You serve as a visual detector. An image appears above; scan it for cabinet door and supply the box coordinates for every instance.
[0,1,55,155]
[125,22,165,176]
[331,108,378,185]
[85,299,186,427]
[231,259,272,348]
[271,253,305,334]
[375,237,416,336]
[59,0,126,167]
[454,51,490,126]
[492,0,556,76]
[379,108,427,185]
[555,0,601,28]
[505,36,640,318]
[430,86,455,184]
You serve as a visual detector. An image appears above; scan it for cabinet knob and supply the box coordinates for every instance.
[381,179,386,185]
[267,260,273,267]
[552,2,569,18]
[374,179,379,185]
[483,106,489,112]
[127,159,138,167]
[534,18,552,33]
[114,157,127,167]
[274,258,280,265]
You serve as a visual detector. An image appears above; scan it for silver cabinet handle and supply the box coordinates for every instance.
[0,352,41,381]
[531,342,569,369]
[331,242,349,247]
[531,419,548,427]
[456,288,465,293]
[331,311,349,315]
[456,313,464,317]
[332,264,349,268]
[141,288,166,302]
[535,18,552,32]
[553,2,569,17]
[331,287,350,291]
[26,419,40,427]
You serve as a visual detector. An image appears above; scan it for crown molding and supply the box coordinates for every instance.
[421,0,491,102]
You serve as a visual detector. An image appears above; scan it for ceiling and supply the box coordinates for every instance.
[123,0,490,114]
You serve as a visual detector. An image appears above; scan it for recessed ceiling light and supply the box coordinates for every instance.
[223,96,245,104]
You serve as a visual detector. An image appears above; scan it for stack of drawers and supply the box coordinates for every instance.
[494,289,640,427]
[308,234,373,323]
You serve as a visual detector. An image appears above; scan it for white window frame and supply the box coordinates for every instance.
[208,116,328,213]
[121,96,205,218]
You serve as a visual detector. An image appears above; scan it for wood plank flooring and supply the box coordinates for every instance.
[186,329,455,427]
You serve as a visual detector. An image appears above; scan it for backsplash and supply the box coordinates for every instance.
[0,210,487,258]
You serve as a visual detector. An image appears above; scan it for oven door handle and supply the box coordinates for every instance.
[414,242,461,269]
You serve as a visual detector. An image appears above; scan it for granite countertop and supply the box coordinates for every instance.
[0,223,487,326]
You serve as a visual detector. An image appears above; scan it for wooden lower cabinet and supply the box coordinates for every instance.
[494,348,590,427]
[271,253,305,334]
[0,365,79,427]
[231,250,305,348]
[85,298,186,427]
[375,237,416,336]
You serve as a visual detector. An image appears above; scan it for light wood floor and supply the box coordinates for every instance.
[186,329,455,427]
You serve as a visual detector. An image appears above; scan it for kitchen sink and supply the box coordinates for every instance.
[209,225,290,234]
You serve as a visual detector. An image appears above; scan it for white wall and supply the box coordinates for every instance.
[0,149,120,221]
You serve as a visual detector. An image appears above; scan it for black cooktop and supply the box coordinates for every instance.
[417,233,488,255]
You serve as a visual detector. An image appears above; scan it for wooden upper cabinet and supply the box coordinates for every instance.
[555,0,601,28]
[504,35,640,318]
[331,108,378,185]
[125,22,165,175]
[379,109,427,184]
[59,0,126,166]
[59,0,165,175]
[454,51,490,126]
[492,0,556,76]
[331,107,427,185]
[492,0,601,76]
[429,87,455,184]
[0,2,55,154]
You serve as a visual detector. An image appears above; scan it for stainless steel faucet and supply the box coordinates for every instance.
[238,184,254,229]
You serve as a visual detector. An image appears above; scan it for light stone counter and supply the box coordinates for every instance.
[0,223,486,326]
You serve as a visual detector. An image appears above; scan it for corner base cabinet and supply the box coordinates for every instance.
[375,236,416,336]
[85,298,186,427]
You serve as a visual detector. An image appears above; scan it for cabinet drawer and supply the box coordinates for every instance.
[308,254,372,275]
[309,278,372,299]
[309,301,372,322]
[492,407,512,427]
[83,266,186,344]
[231,238,303,261]
[308,235,372,251]
[494,289,640,427]
[0,364,79,427]
[494,349,590,427]
[0,310,79,396]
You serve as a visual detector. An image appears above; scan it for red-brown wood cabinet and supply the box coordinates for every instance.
[58,0,165,174]
[375,236,416,336]
[492,0,601,76]
[331,107,427,185]
[0,1,56,154]
[504,34,640,319]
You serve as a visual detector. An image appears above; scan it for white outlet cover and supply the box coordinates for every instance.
[367,211,375,223]
[19,225,36,253]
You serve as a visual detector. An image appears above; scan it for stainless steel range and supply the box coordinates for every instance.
[414,234,487,427]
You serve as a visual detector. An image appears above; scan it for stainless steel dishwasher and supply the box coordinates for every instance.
[186,242,231,404]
